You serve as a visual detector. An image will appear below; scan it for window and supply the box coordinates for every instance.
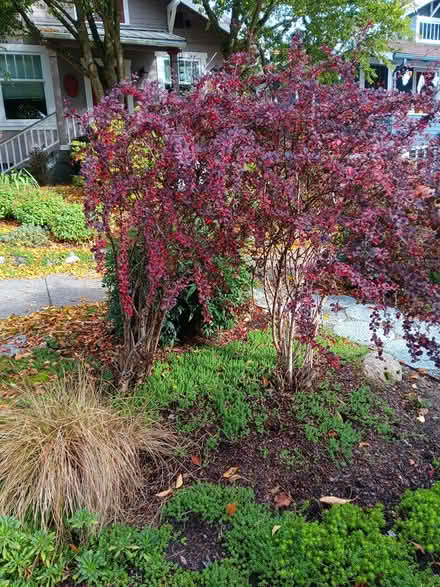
[156,52,206,90]
[0,53,47,120]
[164,56,201,87]
[365,64,388,90]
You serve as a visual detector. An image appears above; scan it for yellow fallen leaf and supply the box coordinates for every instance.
[272,525,281,536]
[416,415,425,423]
[226,503,237,516]
[175,473,184,489]
[156,487,173,498]
[227,474,242,482]
[223,467,239,479]
[320,496,353,505]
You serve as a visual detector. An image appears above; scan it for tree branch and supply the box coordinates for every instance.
[199,0,224,36]
[44,0,80,40]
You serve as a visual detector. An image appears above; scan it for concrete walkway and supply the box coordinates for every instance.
[0,275,106,320]
[254,290,440,378]
[0,276,438,378]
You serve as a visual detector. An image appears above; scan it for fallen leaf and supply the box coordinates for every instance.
[408,374,419,380]
[359,442,370,448]
[223,467,239,479]
[226,503,237,516]
[272,525,281,536]
[191,455,201,466]
[416,415,425,423]
[156,487,173,498]
[274,493,292,509]
[269,485,281,495]
[227,474,242,482]
[328,430,338,437]
[14,352,31,360]
[410,541,425,554]
[320,496,353,505]
[69,544,79,553]
[262,376,269,387]
[409,459,416,466]
[175,474,184,489]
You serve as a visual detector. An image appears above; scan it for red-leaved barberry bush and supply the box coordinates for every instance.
[80,41,440,391]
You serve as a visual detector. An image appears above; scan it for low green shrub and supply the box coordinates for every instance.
[0,187,89,243]
[103,245,252,346]
[11,190,63,226]
[0,189,14,219]
[394,482,440,555]
[49,202,90,242]
[0,224,49,247]
[293,380,395,463]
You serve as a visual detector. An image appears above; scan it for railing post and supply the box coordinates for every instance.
[48,50,69,149]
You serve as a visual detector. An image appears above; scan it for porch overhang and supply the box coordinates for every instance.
[390,40,440,64]
[38,24,187,49]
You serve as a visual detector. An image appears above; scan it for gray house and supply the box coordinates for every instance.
[359,1,440,149]
[0,0,228,174]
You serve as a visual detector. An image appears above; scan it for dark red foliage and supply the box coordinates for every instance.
[80,41,440,387]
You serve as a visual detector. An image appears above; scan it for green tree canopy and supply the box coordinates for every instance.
[198,0,410,70]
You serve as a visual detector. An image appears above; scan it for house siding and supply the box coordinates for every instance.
[31,1,72,23]
[174,6,225,67]
[128,0,168,30]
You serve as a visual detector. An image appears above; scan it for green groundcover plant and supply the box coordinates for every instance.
[2,482,440,585]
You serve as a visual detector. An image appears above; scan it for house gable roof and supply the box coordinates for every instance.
[38,23,187,48]
[404,0,437,16]
[177,0,230,33]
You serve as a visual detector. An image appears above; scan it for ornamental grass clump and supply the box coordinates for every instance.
[0,367,177,536]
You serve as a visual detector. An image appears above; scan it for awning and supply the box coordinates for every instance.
[38,23,187,49]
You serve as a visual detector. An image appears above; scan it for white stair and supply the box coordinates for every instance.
[0,113,85,173]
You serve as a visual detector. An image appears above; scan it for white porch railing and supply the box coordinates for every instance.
[0,113,86,173]
[66,116,86,144]
[0,113,58,173]
[416,15,440,43]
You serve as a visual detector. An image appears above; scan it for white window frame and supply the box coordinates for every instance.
[0,44,55,130]
[155,51,207,88]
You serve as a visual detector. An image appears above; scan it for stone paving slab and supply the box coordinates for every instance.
[45,275,106,307]
[253,289,440,378]
[0,275,106,321]
[0,278,49,319]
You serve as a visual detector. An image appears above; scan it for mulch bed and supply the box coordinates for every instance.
[2,301,439,556]
[123,307,440,568]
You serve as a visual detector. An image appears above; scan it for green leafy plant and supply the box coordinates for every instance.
[394,482,440,555]
[0,366,177,536]
[0,516,66,586]
[49,202,90,242]
[0,190,14,219]
[0,187,89,243]
[104,245,252,347]
[293,380,395,462]
[0,169,38,188]
[0,224,49,247]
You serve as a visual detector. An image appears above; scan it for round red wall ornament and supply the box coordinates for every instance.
[64,74,79,98]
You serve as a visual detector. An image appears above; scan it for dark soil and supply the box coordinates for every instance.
[132,311,440,571]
